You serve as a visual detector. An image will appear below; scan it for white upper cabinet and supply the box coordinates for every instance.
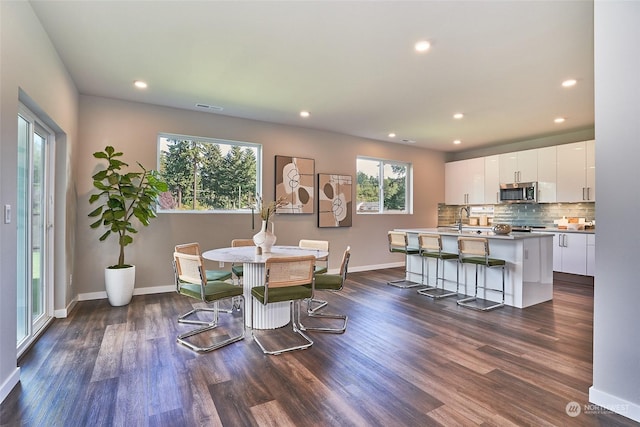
[537,146,557,203]
[445,157,484,205]
[484,155,500,204]
[499,149,538,183]
[556,140,595,202]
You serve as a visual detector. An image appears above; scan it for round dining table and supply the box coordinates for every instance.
[201,245,329,329]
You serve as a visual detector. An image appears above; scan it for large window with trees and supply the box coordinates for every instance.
[356,157,411,214]
[157,133,261,212]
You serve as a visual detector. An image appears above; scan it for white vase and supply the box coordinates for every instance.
[253,220,277,253]
[105,265,136,306]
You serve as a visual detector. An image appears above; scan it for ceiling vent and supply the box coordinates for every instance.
[195,103,224,112]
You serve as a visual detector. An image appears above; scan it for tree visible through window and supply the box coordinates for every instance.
[356,157,411,214]
[158,134,261,212]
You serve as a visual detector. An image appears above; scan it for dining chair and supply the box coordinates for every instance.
[230,238,255,284]
[299,246,350,334]
[250,255,316,355]
[172,249,245,352]
[175,242,232,282]
[298,239,329,274]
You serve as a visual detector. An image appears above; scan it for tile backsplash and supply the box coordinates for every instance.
[438,202,595,227]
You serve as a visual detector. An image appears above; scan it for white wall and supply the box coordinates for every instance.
[590,1,640,422]
[0,1,79,402]
[75,95,447,296]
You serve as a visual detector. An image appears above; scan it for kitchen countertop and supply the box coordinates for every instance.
[396,227,555,240]
[436,225,595,235]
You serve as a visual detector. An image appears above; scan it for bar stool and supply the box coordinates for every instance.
[387,231,420,288]
[416,234,458,299]
[456,237,506,311]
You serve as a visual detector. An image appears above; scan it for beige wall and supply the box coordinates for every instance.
[1,1,79,401]
[75,95,446,294]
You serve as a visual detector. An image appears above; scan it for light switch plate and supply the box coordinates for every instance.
[4,204,10,224]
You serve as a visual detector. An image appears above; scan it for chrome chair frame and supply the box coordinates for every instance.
[250,255,316,355]
[387,231,421,288]
[173,250,245,353]
[456,237,506,311]
[416,234,458,299]
[300,246,350,334]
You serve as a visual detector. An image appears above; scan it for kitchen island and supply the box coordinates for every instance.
[395,228,554,308]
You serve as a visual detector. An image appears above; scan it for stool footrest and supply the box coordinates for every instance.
[387,279,421,288]
[418,288,458,299]
[456,297,505,311]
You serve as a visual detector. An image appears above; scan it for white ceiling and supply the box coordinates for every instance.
[29,0,594,152]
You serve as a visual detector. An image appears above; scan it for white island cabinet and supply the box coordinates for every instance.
[394,228,554,309]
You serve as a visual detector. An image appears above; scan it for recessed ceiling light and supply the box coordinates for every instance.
[414,40,431,53]
[300,111,310,118]
[554,117,566,123]
[562,79,577,87]
[453,140,462,145]
[453,113,464,119]
[133,80,147,89]
[388,133,396,138]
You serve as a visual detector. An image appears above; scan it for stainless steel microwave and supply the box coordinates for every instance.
[499,182,537,203]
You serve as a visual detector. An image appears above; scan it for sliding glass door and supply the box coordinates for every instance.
[17,107,54,355]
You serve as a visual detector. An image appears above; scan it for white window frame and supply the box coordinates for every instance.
[356,156,412,214]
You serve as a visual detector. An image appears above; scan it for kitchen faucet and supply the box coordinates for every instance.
[458,206,470,232]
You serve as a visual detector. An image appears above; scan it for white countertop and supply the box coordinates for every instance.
[396,227,554,240]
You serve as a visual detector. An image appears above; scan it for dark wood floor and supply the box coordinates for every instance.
[1,268,638,427]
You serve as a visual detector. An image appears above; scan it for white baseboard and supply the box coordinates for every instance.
[54,297,78,318]
[76,263,401,301]
[77,285,175,301]
[589,386,640,423]
[0,367,20,404]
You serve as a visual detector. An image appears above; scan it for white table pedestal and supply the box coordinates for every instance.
[243,262,290,329]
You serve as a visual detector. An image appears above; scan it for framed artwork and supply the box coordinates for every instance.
[274,155,315,214]
[317,173,352,228]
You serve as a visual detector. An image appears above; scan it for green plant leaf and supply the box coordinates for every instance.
[88,206,103,217]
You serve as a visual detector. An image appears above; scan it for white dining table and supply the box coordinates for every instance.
[201,245,328,329]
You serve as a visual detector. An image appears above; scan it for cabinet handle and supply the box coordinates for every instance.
[587,187,591,200]
[582,187,587,201]
[514,171,518,182]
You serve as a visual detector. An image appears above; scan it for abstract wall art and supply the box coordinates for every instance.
[274,155,315,214]
[317,173,352,228]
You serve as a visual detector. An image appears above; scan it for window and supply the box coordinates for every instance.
[158,133,261,212]
[356,157,411,214]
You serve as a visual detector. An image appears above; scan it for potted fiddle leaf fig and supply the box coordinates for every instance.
[88,145,168,306]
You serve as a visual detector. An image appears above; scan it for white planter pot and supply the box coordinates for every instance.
[105,265,136,306]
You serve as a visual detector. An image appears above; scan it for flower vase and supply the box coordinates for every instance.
[253,220,277,253]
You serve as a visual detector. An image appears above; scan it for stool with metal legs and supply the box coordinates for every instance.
[456,237,506,311]
[387,231,420,288]
[416,233,458,299]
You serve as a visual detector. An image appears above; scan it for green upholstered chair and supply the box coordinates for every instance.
[250,255,316,355]
[298,239,330,312]
[387,231,421,288]
[298,239,329,274]
[300,246,350,334]
[172,249,245,353]
[416,234,459,299]
[175,242,232,282]
[456,237,506,311]
[230,238,255,284]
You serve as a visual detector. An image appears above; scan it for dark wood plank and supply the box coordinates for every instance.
[1,267,638,427]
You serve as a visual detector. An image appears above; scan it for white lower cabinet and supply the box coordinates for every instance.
[587,234,596,276]
[549,232,591,276]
